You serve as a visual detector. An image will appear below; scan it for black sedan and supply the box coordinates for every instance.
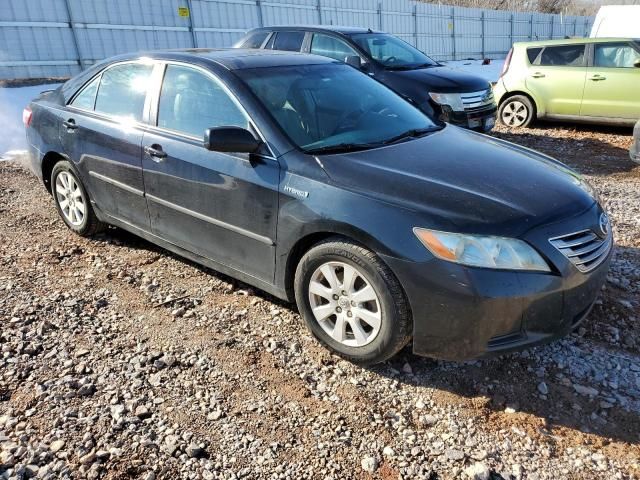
[23,49,612,364]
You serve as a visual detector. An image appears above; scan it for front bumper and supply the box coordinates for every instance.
[443,105,497,132]
[382,204,612,361]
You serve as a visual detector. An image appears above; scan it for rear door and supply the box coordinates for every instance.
[525,43,587,116]
[581,41,640,120]
[140,63,280,282]
[61,61,154,228]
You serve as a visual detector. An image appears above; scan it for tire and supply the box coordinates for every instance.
[498,95,535,128]
[51,160,105,237]
[294,237,411,365]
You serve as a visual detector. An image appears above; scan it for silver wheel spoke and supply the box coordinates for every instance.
[354,308,381,330]
[76,201,85,215]
[309,281,333,300]
[320,264,339,291]
[348,319,368,345]
[342,264,357,293]
[351,284,376,304]
[331,315,346,342]
[59,198,69,210]
[312,303,334,321]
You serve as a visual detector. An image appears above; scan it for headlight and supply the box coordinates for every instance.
[429,92,464,111]
[413,228,550,272]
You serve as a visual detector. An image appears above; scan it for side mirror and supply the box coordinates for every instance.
[204,126,261,153]
[634,60,640,68]
[345,55,363,69]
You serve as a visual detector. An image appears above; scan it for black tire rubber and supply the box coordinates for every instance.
[498,94,536,128]
[294,237,412,365]
[51,160,105,237]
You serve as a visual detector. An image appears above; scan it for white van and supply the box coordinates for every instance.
[591,5,640,38]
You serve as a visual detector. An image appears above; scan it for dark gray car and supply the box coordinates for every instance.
[234,26,497,132]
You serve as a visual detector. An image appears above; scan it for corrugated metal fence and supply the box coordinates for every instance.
[0,0,593,80]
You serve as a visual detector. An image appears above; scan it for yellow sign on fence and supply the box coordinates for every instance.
[178,7,190,18]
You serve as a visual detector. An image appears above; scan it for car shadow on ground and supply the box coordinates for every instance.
[491,122,637,177]
[98,225,640,448]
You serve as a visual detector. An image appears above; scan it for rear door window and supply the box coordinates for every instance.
[94,63,153,121]
[594,42,640,68]
[310,33,359,62]
[538,45,585,66]
[239,31,270,49]
[271,31,305,52]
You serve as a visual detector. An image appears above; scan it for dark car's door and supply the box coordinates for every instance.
[141,63,280,282]
[61,61,153,228]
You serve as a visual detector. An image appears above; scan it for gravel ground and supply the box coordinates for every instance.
[1,122,639,480]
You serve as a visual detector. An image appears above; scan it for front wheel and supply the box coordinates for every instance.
[294,238,411,365]
[51,160,105,236]
[499,95,535,128]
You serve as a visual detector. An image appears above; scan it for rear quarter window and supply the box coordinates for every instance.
[271,31,305,52]
[239,31,270,49]
[538,45,585,66]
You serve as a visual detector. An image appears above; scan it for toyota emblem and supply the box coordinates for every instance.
[598,213,610,237]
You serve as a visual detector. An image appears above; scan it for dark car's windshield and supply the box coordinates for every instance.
[350,33,438,69]
[237,63,438,153]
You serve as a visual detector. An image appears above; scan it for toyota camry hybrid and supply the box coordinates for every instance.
[24,49,613,365]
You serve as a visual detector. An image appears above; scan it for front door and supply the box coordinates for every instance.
[61,62,153,228]
[581,41,640,120]
[141,64,280,283]
[525,43,587,116]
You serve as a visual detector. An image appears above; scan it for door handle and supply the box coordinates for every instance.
[144,144,167,161]
[63,118,78,130]
[589,75,606,81]
[531,72,545,78]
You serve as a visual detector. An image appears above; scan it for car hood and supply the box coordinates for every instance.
[382,65,490,92]
[316,126,596,237]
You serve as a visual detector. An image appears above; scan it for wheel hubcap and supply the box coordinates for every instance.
[308,261,382,347]
[55,171,85,226]
[502,100,528,127]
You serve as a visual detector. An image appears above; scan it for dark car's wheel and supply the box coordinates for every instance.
[51,161,105,236]
[499,95,535,128]
[294,238,411,365]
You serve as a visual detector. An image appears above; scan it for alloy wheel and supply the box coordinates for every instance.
[501,100,528,127]
[308,261,382,347]
[55,171,85,226]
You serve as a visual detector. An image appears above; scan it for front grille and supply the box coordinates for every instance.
[461,89,495,111]
[549,229,613,273]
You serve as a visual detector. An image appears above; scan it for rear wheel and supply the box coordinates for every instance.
[499,95,535,128]
[294,238,411,365]
[51,161,105,236]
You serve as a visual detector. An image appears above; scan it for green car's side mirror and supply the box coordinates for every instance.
[634,60,640,68]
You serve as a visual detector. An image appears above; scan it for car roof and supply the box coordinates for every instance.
[112,48,337,70]
[248,25,383,35]
[514,37,638,48]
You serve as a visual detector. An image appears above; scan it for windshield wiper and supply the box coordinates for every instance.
[382,127,439,145]
[385,63,435,71]
[303,142,381,155]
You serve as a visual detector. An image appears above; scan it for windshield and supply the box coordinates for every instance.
[237,63,438,153]
[350,33,438,69]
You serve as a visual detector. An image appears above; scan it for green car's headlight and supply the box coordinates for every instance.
[428,92,464,111]
[414,228,551,272]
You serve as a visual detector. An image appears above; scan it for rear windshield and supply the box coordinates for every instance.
[237,63,437,152]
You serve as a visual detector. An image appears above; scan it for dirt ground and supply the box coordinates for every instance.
[1,121,639,479]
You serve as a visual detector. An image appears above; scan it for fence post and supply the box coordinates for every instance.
[377,2,382,30]
[481,11,485,59]
[186,0,198,48]
[63,0,83,70]
[451,7,456,60]
[510,13,514,47]
[412,4,418,47]
[317,0,323,24]
[529,13,534,40]
[256,0,264,27]
[550,15,554,39]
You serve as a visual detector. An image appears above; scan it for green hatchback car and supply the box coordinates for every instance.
[494,38,640,127]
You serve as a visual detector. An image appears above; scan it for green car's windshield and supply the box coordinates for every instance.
[350,33,438,69]
[237,63,438,153]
